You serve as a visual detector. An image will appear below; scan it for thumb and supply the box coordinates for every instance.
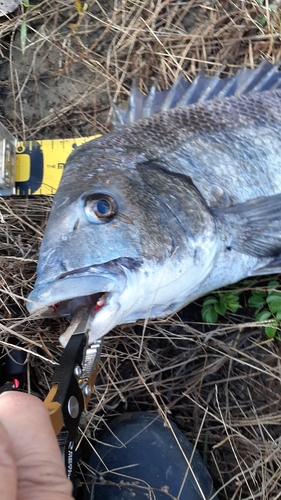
[0,391,73,500]
[0,418,17,499]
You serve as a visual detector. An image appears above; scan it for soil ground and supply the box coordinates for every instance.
[1,1,281,498]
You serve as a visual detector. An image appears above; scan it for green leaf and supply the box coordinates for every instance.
[268,281,280,294]
[201,291,241,322]
[275,311,281,320]
[256,310,272,322]
[214,303,226,316]
[248,295,266,309]
[202,306,218,324]
[225,294,241,312]
[265,326,277,338]
[266,292,281,303]
[202,296,219,307]
[218,294,227,308]
[266,294,281,314]
[250,289,267,298]
[268,301,281,315]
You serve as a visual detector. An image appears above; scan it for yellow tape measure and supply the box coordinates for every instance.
[15,135,100,195]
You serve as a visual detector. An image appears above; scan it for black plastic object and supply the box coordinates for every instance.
[0,345,27,393]
[84,412,217,500]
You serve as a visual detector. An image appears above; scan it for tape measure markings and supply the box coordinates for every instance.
[16,135,100,195]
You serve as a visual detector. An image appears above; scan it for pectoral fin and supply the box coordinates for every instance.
[214,193,281,260]
[252,255,281,275]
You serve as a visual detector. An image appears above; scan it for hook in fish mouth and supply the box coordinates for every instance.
[54,292,110,347]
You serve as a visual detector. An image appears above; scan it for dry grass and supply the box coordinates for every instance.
[1,1,281,498]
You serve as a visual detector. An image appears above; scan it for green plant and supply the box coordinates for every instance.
[247,280,281,339]
[256,0,277,27]
[201,279,281,340]
[201,291,241,324]
[20,1,35,54]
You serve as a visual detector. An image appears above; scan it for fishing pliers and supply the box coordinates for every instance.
[44,311,103,483]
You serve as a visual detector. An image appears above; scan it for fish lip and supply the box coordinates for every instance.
[26,270,126,315]
[58,266,102,279]
[26,257,142,314]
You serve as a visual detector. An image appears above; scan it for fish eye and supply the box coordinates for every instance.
[84,193,117,223]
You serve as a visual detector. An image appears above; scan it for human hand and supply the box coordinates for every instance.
[0,391,73,500]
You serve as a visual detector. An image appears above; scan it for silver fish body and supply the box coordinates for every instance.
[27,61,281,345]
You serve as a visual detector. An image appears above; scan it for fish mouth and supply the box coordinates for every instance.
[26,272,121,313]
[26,258,136,345]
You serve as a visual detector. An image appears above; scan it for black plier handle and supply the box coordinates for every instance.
[44,333,86,438]
[44,322,103,481]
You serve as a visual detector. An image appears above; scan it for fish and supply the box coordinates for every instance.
[26,59,281,346]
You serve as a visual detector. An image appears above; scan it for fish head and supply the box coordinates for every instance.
[27,140,219,345]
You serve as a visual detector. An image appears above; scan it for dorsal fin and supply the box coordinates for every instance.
[112,60,281,127]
